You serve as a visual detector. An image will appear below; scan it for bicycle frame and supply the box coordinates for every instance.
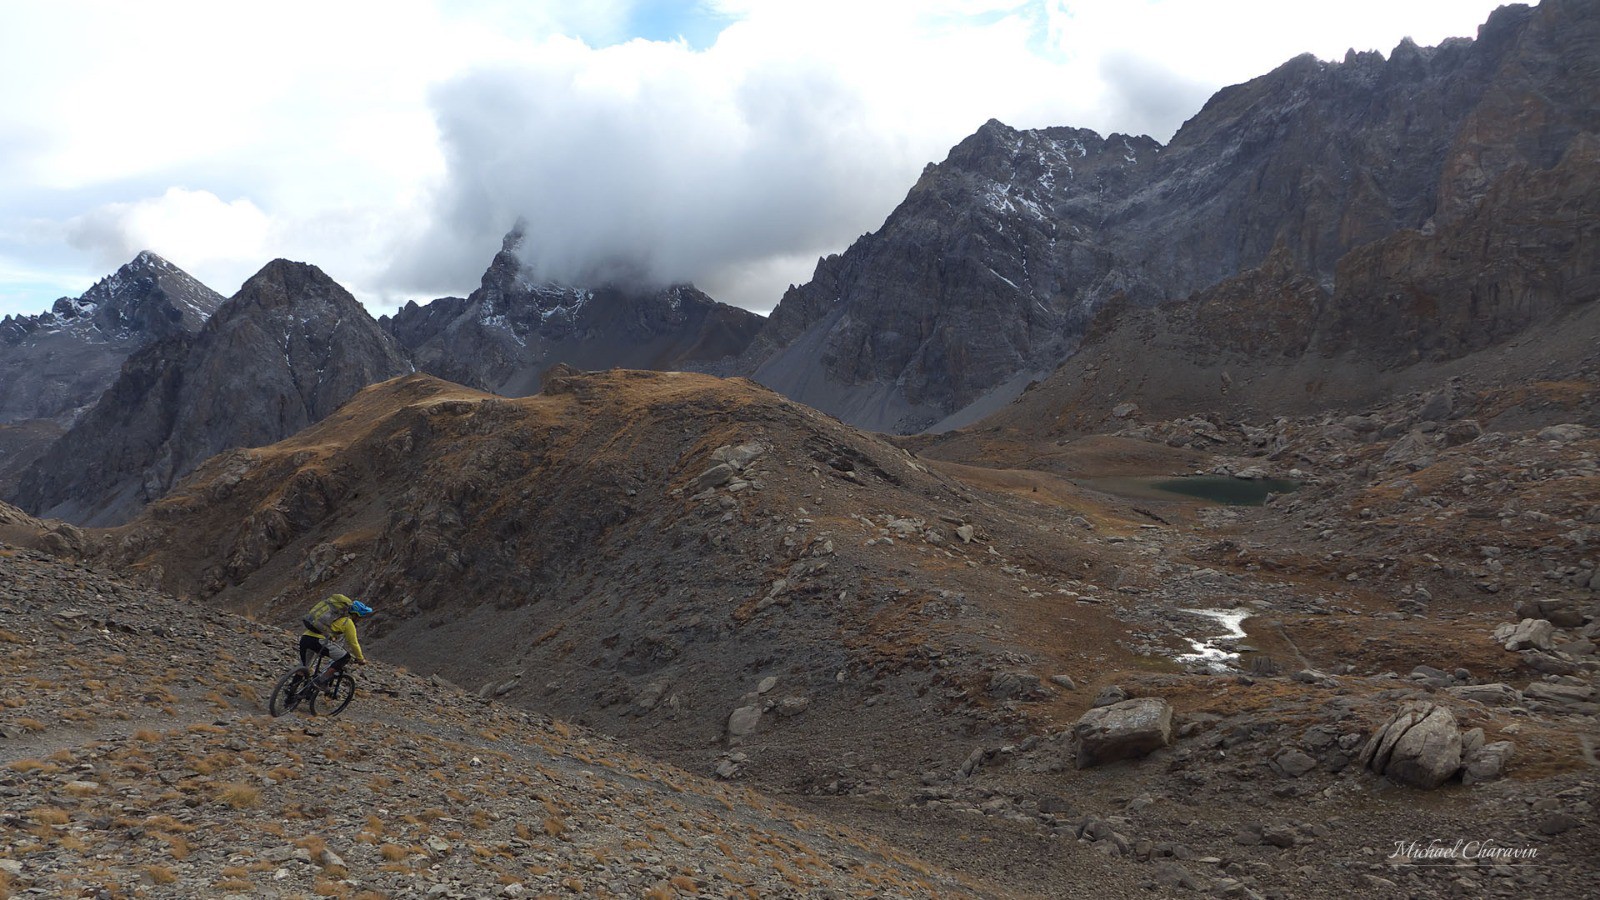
[270,648,356,717]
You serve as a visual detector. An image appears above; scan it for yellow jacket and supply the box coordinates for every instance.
[303,596,365,663]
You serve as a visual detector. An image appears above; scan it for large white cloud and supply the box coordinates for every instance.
[392,2,1104,310]
[392,0,1514,312]
[0,0,1511,318]
[66,188,272,277]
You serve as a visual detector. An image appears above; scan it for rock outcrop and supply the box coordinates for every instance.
[1496,618,1557,652]
[0,500,86,557]
[9,260,410,525]
[384,228,763,397]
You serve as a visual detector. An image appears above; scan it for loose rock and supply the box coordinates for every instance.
[1073,698,1173,769]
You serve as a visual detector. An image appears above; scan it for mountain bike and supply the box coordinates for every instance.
[268,650,356,717]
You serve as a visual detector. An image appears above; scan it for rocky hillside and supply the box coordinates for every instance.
[745,0,1599,433]
[8,260,410,527]
[0,546,982,898]
[102,370,1089,785]
[983,120,1599,433]
[4,231,766,529]
[69,367,1600,897]
[384,229,763,397]
[0,252,223,492]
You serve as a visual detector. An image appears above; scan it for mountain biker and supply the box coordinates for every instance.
[300,593,372,687]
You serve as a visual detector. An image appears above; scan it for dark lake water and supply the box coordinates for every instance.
[1149,476,1299,505]
[1079,475,1298,506]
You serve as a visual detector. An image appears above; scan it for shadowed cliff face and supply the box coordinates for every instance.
[982,122,1600,435]
[9,260,411,526]
[1324,132,1600,360]
[0,253,224,492]
[745,0,1599,434]
[383,229,765,397]
[0,252,222,426]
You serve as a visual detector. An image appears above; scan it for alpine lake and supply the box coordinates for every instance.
[1077,474,1299,507]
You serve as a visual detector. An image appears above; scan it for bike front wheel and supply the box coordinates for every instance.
[269,669,309,717]
[310,672,356,717]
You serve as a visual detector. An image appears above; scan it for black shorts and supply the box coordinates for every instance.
[298,634,348,668]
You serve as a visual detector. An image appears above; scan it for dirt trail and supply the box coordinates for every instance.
[1,549,995,898]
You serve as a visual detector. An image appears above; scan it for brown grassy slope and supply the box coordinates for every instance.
[100,370,1151,779]
[29,370,1600,898]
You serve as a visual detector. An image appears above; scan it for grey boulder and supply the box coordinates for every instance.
[1358,702,1463,789]
[1445,682,1524,706]
[1073,698,1173,769]
[1461,741,1515,785]
[1494,618,1556,652]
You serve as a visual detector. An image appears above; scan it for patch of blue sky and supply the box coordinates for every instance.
[0,243,101,316]
[919,1,1060,60]
[0,278,89,317]
[622,1,732,49]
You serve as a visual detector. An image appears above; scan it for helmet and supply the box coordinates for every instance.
[350,600,374,617]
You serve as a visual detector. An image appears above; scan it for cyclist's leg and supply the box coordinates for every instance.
[316,641,348,683]
[298,634,323,669]
[327,642,349,672]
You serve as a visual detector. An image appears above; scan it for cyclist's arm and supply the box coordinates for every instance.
[335,616,366,663]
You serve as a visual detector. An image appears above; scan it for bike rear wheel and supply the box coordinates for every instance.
[269,668,309,717]
[310,672,356,716]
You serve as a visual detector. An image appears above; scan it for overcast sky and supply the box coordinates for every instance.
[0,0,1509,318]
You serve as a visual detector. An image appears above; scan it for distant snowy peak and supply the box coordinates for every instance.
[0,253,225,442]
[85,250,224,333]
[1,252,223,345]
[941,121,1159,188]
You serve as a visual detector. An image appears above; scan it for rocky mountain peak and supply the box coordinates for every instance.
[220,258,354,321]
[384,229,763,396]
[82,249,222,335]
[939,118,1153,184]
[501,220,528,253]
[8,258,410,525]
[742,0,1595,434]
[1478,1,1537,46]
[3,251,222,347]
[0,251,225,500]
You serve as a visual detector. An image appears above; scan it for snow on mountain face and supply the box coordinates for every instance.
[2,251,222,348]
[742,1,1598,434]
[0,253,224,426]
